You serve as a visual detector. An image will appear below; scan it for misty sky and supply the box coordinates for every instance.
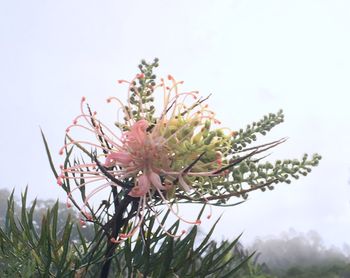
[1,0,350,248]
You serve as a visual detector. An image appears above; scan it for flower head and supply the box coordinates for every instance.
[58,65,234,239]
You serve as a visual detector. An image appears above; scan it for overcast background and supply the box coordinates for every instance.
[1,0,350,249]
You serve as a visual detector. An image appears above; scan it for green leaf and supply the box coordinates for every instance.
[157,236,174,278]
[41,129,59,178]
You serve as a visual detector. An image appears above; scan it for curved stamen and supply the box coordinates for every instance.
[59,140,112,155]
[80,181,115,215]
[156,188,200,225]
[72,113,122,145]
[66,177,107,204]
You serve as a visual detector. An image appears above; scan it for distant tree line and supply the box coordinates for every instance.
[249,230,350,277]
[0,188,94,242]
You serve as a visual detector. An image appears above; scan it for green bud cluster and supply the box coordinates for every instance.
[193,153,321,204]
[231,110,284,152]
[128,58,159,123]
[166,118,232,174]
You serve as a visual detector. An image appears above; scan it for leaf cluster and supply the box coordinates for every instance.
[109,208,249,278]
[0,190,268,277]
[0,189,75,277]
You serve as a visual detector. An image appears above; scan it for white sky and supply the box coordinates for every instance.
[1,0,350,248]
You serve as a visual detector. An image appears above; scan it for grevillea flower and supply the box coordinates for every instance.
[58,72,235,240]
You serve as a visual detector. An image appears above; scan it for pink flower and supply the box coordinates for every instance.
[58,73,233,239]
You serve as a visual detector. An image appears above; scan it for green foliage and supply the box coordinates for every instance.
[0,189,265,277]
[0,189,76,277]
[108,211,251,278]
[281,263,350,278]
[3,192,349,278]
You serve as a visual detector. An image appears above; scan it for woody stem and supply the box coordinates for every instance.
[100,194,138,278]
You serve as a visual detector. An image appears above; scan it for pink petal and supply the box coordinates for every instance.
[105,152,132,167]
[149,171,166,190]
[128,120,149,144]
[129,174,150,197]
